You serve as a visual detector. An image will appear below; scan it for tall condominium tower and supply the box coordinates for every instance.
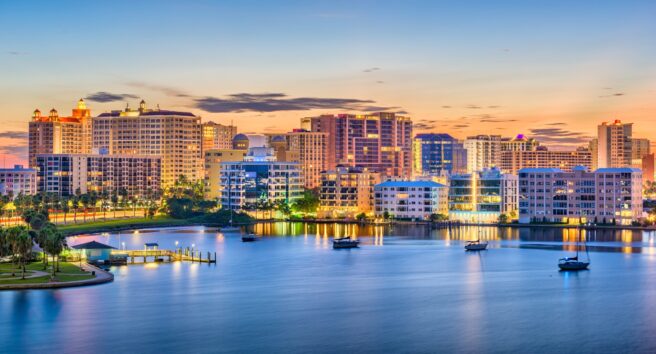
[413,133,467,175]
[284,130,328,189]
[597,120,632,168]
[463,135,501,173]
[500,134,539,152]
[304,112,413,177]
[92,100,202,186]
[202,121,237,152]
[28,99,92,167]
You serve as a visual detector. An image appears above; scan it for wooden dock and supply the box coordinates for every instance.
[112,249,217,264]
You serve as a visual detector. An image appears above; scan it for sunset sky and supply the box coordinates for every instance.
[1,0,655,166]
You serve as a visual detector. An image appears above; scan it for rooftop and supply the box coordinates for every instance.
[376,180,446,188]
[72,241,116,250]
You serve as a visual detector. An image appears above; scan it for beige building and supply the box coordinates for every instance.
[202,121,237,152]
[318,166,382,218]
[92,100,202,186]
[632,138,651,168]
[28,99,92,167]
[204,149,247,200]
[285,130,327,189]
[463,135,501,173]
[499,147,592,175]
[597,120,632,168]
[0,165,36,197]
[500,134,539,152]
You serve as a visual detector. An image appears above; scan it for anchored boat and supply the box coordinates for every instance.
[465,240,488,251]
[558,227,590,271]
[333,237,360,249]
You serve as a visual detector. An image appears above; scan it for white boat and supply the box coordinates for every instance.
[559,228,590,271]
[465,240,488,251]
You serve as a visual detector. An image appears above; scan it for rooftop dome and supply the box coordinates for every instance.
[271,135,286,143]
[233,133,249,142]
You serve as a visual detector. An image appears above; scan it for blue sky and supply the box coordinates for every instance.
[1,0,655,164]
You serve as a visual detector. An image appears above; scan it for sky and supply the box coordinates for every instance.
[1,0,655,166]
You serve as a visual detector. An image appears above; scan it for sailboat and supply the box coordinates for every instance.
[558,227,590,271]
[221,209,241,232]
[465,229,488,251]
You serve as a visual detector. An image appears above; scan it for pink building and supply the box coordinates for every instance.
[518,167,642,225]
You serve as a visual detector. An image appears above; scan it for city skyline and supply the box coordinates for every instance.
[2,1,656,167]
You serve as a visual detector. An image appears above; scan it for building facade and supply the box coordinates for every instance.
[92,101,202,186]
[413,133,467,176]
[318,166,382,218]
[0,165,37,197]
[305,112,413,177]
[204,149,247,200]
[219,160,303,211]
[202,121,237,152]
[597,120,632,168]
[35,154,161,198]
[463,135,501,173]
[28,99,92,167]
[518,167,642,225]
[500,134,539,152]
[499,147,592,175]
[285,130,328,189]
[448,168,518,223]
[374,180,448,220]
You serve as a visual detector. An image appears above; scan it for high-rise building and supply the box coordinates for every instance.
[448,167,518,223]
[632,138,651,169]
[202,121,237,152]
[204,149,247,200]
[499,146,592,175]
[28,99,92,167]
[92,100,202,186]
[35,154,161,197]
[500,134,539,152]
[284,130,328,189]
[463,135,501,173]
[413,133,467,176]
[305,112,413,177]
[597,120,632,168]
[643,153,655,183]
[518,167,642,225]
[374,180,448,219]
[589,138,599,170]
[318,166,382,218]
[0,165,36,197]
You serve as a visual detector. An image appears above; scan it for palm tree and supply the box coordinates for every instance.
[36,223,57,270]
[44,229,66,276]
[12,227,33,279]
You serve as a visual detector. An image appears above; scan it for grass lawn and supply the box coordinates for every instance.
[0,261,90,284]
[59,215,193,235]
[0,275,51,284]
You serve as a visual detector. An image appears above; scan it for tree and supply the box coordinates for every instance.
[36,223,57,270]
[383,211,391,220]
[291,190,320,215]
[43,228,66,276]
[498,214,509,224]
[356,212,367,222]
[10,227,33,279]
[111,191,119,218]
[61,196,70,224]
[430,213,448,222]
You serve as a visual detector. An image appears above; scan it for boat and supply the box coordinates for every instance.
[465,240,488,251]
[333,237,360,249]
[241,233,257,242]
[558,228,590,271]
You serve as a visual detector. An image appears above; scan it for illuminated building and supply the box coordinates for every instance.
[204,149,247,200]
[374,180,448,219]
[318,166,382,218]
[499,146,592,174]
[642,153,655,183]
[267,130,328,189]
[92,100,202,186]
[632,138,651,169]
[202,121,237,152]
[232,133,250,150]
[463,135,501,173]
[413,134,467,176]
[0,165,36,197]
[597,120,632,168]
[35,153,161,197]
[448,167,518,223]
[305,112,413,177]
[500,134,539,152]
[518,167,642,225]
[219,154,303,211]
[28,99,92,167]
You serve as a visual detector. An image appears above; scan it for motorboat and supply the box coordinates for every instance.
[333,237,360,249]
[465,240,488,251]
[558,256,589,271]
[242,233,258,242]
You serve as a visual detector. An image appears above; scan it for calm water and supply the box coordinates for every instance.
[3,223,656,353]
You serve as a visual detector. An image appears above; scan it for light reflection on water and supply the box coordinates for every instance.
[3,223,656,353]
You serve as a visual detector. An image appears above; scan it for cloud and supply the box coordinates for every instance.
[0,131,28,140]
[598,92,625,98]
[7,51,28,56]
[441,105,451,109]
[466,104,482,109]
[194,93,400,113]
[363,67,380,73]
[85,92,139,103]
[487,105,501,109]
[376,80,385,84]
[546,122,566,126]
[529,128,593,145]
[126,82,189,98]
[453,124,470,129]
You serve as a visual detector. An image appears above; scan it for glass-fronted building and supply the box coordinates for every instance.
[413,134,467,176]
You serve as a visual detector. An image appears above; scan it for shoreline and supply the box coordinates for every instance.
[0,263,114,291]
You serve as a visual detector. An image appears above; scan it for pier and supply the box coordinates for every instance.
[112,248,217,264]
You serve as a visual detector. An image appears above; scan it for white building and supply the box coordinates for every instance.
[597,120,632,168]
[448,167,518,223]
[0,165,37,197]
[374,180,448,219]
[518,167,642,225]
[463,135,501,173]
